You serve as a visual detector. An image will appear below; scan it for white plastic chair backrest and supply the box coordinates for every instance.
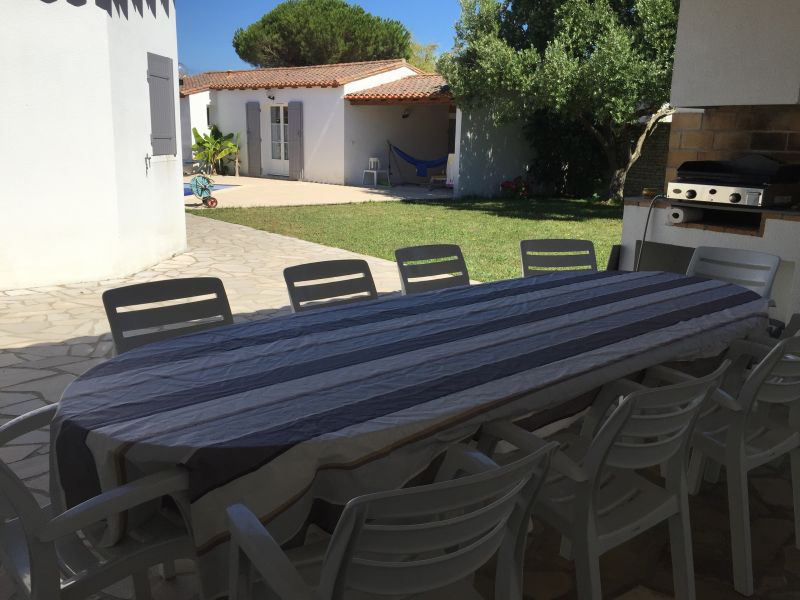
[686,246,780,298]
[315,443,554,598]
[394,244,470,295]
[368,157,380,170]
[740,335,800,407]
[588,361,729,473]
[520,239,597,277]
[283,259,378,312]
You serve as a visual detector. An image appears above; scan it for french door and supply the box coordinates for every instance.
[266,105,289,177]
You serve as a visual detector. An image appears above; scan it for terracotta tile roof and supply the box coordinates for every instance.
[344,74,451,103]
[179,59,423,96]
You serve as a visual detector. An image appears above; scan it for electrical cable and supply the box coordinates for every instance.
[634,194,667,272]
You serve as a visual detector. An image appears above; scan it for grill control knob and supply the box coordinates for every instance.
[729,193,742,204]
[685,189,697,199]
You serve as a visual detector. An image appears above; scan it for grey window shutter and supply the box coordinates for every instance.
[245,102,262,177]
[147,52,177,156]
[288,101,304,181]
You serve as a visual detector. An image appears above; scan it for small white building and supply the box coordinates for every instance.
[0,0,186,291]
[180,60,456,187]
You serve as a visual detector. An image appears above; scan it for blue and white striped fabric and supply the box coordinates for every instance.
[52,271,767,594]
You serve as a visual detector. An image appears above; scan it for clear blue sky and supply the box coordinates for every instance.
[175,0,461,73]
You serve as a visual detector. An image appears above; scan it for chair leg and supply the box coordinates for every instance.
[687,450,707,496]
[791,448,800,550]
[161,560,177,581]
[727,467,754,596]
[132,571,153,600]
[559,536,573,560]
[705,461,722,484]
[573,536,602,600]
[668,503,697,600]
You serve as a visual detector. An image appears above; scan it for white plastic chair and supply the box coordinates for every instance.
[0,405,195,600]
[688,336,800,596]
[394,244,470,295]
[226,442,556,600]
[482,361,730,600]
[686,246,780,299]
[362,157,390,187]
[520,239,597,278]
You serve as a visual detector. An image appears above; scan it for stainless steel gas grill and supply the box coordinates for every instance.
[667,155,800,208]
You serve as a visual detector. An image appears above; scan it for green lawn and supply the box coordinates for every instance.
[188,198,623,283]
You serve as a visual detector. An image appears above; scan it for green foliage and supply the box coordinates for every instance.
[439,0,678,200]
[409,40,439,73]
[192,126,240,175]
[232,0,411,67]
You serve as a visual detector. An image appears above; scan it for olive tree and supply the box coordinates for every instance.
[439,0,678,201]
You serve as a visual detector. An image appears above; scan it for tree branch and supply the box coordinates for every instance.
[628,104,676,173]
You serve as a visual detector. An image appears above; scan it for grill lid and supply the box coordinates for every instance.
[677,154,800,186]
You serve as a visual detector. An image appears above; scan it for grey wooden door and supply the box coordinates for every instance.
[288,101,304,181]
[245,102,262,177]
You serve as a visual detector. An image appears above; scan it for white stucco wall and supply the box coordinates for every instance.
[180,90,211,159]
[213,87,346,183]
[455,108,531,198]
[210,66,418,185]
[0,0,185,290]
[343,103,450,186]
[672,0,800,107]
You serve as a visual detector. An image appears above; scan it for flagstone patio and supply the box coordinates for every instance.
[0,214,797,599]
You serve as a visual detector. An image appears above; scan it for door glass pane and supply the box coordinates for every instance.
[271,107,281,124]
[284,142,289,160]
[272,143,282,160]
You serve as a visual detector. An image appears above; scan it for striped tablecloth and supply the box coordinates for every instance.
[52,270,767,595]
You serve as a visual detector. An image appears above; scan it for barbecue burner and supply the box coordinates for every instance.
[667,155,800,208]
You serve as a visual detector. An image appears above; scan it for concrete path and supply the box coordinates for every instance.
[183,175,452,209]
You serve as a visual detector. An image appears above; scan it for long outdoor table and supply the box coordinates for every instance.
[52,270,768,596]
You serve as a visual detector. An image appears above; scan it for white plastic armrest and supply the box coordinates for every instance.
[0,404,57,446]
[644,365,696,384]
[783,314,800,339]
[712,388,742,412]
[40,468,189,542]
[441,445,499,476]
[727,339,771,362]
[550,449,589,483]
[483,421,550,453]
[227,504,312,600]
[483,421,588,482]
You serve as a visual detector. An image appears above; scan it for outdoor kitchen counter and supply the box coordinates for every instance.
[620,197,800,322]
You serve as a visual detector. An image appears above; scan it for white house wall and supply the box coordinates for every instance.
[343,104,450,186]
[456,108,531,198]
[180,90,212,159]
[0,0,185,290]
[671,0,800,107]
[212,87,346,184]
[206,66,417,185]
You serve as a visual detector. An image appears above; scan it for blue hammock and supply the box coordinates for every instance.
[389,143,448,177]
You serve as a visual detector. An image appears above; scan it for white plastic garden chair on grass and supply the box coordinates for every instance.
[686,246,780,299]
[226,442,556,600]
[687,336,800,596]
[479,360,730,600]
[0,405,195,600]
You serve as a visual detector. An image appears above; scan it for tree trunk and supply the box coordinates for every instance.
[608,166,628,203]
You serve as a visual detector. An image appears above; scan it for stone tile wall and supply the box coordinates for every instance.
[667,106,800,184]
